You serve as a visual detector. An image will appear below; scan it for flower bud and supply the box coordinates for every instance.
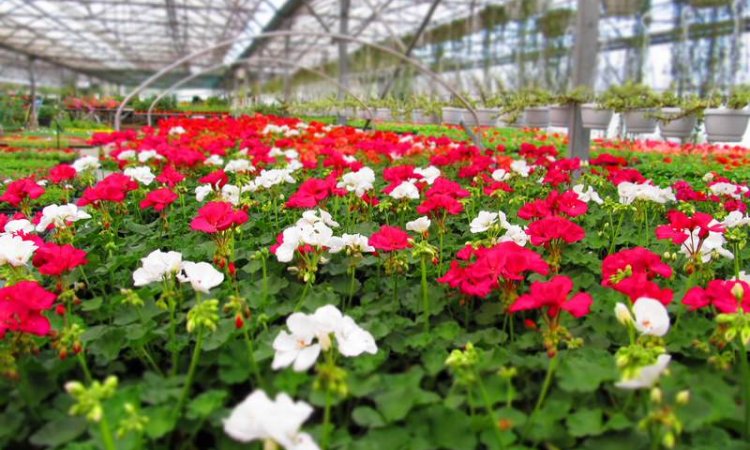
[676,390,690,405]
[650,387,662,404]
[662,431,676,449]
[614,303,634,326]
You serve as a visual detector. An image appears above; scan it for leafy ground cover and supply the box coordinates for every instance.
[0,148,77,179]
[0,115,749,450]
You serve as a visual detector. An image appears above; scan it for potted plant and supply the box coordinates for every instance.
[602,0,644,17]
[491,91,524,127]
[442,95,474,125]
[538,8,574,39]
[704,85,750,142]
[689,0,732,8]
[602,81,661,134]
[521,87,552,128]
[549,86,592,128]
[581,93,615,130]
[656,91,704,140]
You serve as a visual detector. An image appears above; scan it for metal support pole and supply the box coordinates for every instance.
[337,0,350,125]
[27,56,38,129]
[283,32,292,102]
[567,0,599,161]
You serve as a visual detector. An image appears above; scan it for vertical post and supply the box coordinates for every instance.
[567,0,599,161]
[27,56,38,130]
[337,0,350,125]
[283,29,292,102]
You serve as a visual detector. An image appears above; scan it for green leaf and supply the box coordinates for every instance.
[566,408,604,437]
[187,389,228,420]
[352,406,386,428]
[29,417,88,447]
[143,405,177,439]
[557,348,617,393]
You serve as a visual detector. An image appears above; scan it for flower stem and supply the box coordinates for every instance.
[321,385,333,450]
[77,352,93,383]
[420,255,430,332]
[98,414,117,450]
[168,298,179,376]
[346,267,357,311]
[174,329,204,419]
[738,339,750,440]
[476,375,504,447]
[294,281,311,311]
[261,255,269,308]
[522,353,559,440]
[243,327,265,390]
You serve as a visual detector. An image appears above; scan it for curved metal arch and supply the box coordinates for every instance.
[115,30,479,130]
[146,56,374,126]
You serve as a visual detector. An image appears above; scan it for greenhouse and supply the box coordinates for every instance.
[2,0,750,449]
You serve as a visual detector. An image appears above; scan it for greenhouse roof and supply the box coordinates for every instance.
[0,0,504,87]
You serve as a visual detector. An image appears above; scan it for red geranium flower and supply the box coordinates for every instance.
[140,188,179,212]
[77,173,138,206]
[683,279,750,314]
[32,242,88,276]
[48,164,77,184]
[416,193,464,216]
[655,210,724,244]
[527,216,586,246]
[0,281,57,337]
[199,169,229,188]
[190,201,248,233]
[509,275,593,318]
[156,165,186,187]
[369,225,412,252]
[0,178,45,207]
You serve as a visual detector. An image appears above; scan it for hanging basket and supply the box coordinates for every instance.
[688,0,732,9]
[548,105,571,127]
[601,0,644,17]
[538,9,574,38]
[623,109,658,134]
[506,0,541,21]
[581,103,614,130]
[523,107,550,128]
[704,108,750,142]
[658,108,697,140]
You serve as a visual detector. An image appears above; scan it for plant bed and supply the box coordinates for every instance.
[0,115,749,450]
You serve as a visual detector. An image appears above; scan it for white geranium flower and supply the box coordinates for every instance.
[617,182,675,205]
[223,389,319,450]
[72,156,100,173]
[116,150,136,161]
[389,181,420,200]
[220,184,240,206]
[510,160,531,177]
[168,126,186,135]
[414,166,441,185]
[123,166,155,186]
[470,211,498,234]
[133,250,183,287]
[272,305,376,372]
[205,154,225,166]
[0,234,37,267]
[327,234,375,254]
[36,204,91,232]
[614,303,634,326]
[177,261,224,293]
[298,222,334,248]
[722,211,750,228]
[491,169,511,182]
[337,167,375,197]
[254,169,295,189]
[4,219,34,235]
[138,150,163,163]
[224,159,254,173]
[616,354,671,390]
[709,182,748,199]
[632,297,670,337]
[298,209,339,228]
[680,225,733,263]
[406,216,431,233]
[499,224,529,246]
[573,184,604,205]
[195,184,213,202]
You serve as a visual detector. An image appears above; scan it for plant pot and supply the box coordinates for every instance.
[413,109,440,125]
[581,103,613,130]
[658,107,697,140]
[524,107,550,128]
[548,105,571,127]
[442,107,464,125]
[359,109,374,120]
[498,112,524,128]
[463,108,499,127]
[375,108,391,122]
[623,109,658,134]
[689,0,731,8]
[704,108,750,143]
[602,0,643,17]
